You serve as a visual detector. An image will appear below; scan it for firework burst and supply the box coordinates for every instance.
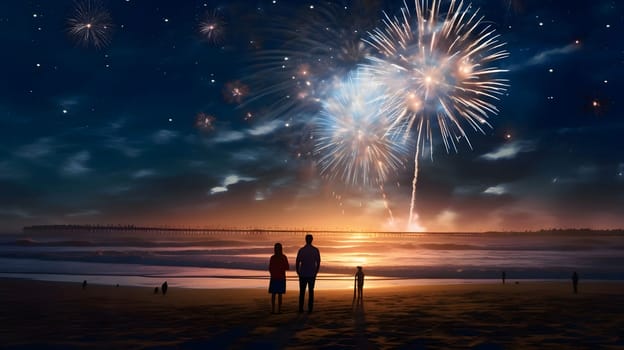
[195,112,216,132]
[313,70,409,188]
[198,10,226,43]
[363,0,509,228]
[223,81,249,104]
[67,0,113,49]
[243,2,379,119]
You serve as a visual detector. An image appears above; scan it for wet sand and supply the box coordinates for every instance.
[1,278,623,349]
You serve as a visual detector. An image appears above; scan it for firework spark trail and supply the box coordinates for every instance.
[408,119,424,227]
[380,185,395,224]
[67,0,112,49]
[363,0,509,229]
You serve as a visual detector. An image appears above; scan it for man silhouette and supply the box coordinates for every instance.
[296,234,321,313]
[572,271,579,294]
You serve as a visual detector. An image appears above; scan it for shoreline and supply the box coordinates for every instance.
[4,273,622,290]
[2,278,623,348]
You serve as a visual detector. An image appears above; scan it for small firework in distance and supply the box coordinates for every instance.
[223,81,249,104]
[195,113,216,132]
[198,10,226,43]
[67,0,113,49]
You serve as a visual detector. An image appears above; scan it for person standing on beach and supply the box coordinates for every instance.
[502,271,506,285]
[354,266,365,301]
[572,271,579,294]
[296,234,321,313]
[269,242,289,314]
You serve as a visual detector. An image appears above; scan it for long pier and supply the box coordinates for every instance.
[22,224,417,240]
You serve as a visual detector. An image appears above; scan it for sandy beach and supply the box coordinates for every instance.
[1,278,623,349]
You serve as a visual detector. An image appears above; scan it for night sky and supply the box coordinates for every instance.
[0,0,622,232]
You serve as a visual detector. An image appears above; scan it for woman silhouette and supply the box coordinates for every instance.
[269,243,290,314]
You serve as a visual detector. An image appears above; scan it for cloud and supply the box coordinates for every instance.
[453,185,480,195]
[211,130,245,143]
[480,140,536,161]
[132,169,156,179]
[432,209,458,231]
[209,174,255,195]
[205,119,283,145]
[95,119,143,157]
[507,43,579,70]
[61,151,91,176]
[0,161,24,180]
[57,95,82,109]
[0,208,34,218]
[14,137,57,160]
[223,174,252,186]
[152,129,179,144]
[556,124,624,137]
[66,209,101,217]
[552,164,600,185]
[231,149,260,162]
[483,185,508,195]
[106,137,142,157]
[248,120,283,136]
[210,186,228,194]
[526,44,579,65]
[101,185,133,195]
[576,165,597,178]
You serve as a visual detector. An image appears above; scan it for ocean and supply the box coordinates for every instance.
[1,229,622,289]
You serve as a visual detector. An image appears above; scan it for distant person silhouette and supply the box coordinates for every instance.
[268,242,290,314]
[154,287,159,294]
[296,234,321,313]
[354,266,365,301]
[161,281,168,295]
[502,271,506,284]
[82,280,87,289]
[572,271,579,294]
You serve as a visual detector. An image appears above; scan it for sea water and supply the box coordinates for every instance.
[0,230,622,289]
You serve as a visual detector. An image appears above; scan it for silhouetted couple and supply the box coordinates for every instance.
[268,234,321,314]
